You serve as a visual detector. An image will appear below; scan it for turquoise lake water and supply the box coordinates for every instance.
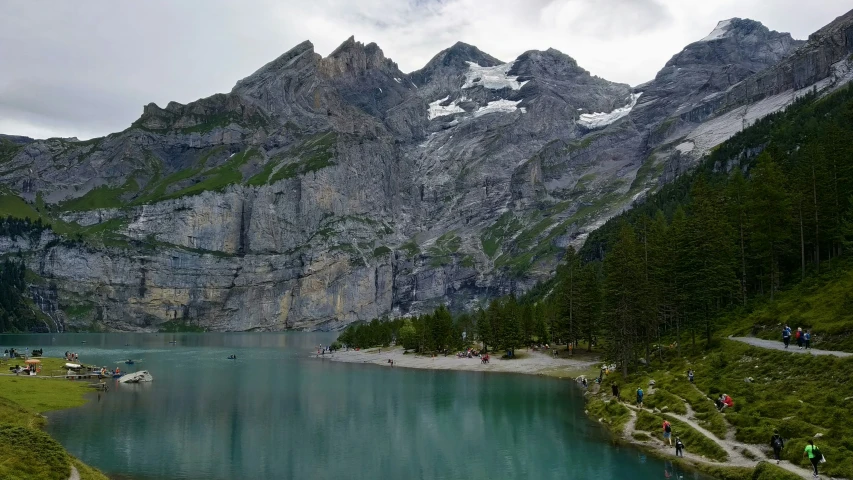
[2,333,708,480]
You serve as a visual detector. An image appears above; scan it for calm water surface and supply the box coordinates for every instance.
[2,333,707,480]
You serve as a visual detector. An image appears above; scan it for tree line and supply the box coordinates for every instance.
[0,258,39,333]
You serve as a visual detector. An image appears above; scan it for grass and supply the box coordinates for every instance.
[0,425,70,480]
[247,132,336,186]
[586,397,632,432]
[0,194,41,220]
[635,409,729,461]
[58,177,139,211]
[160,148,257,200]
[725,257,853,351]
[158,320,207,333]
[399,240,420,257]
[493,190,624,277]
[596,337,853,477]
[132,147,224,204]
[427,232,461,267]
[480,213,522,258]
[0,358,109,479]
[0,139,23,163]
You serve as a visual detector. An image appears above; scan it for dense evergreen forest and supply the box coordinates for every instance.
[0,216,50,333]
[340,85,853,375]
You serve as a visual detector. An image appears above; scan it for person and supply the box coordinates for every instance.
[783,325,791,349]
[687,369,694,383]
[636,387,644,408]
[662,419,672,446]
[582,377,588,388]
[805,330,812,350]
[796,327,804,349]
[715,394,725,411]
[612,383,620,400]
[675,437,684,457]
[720,394,734,412]
[770,430,784,464]
[803,439,821,478]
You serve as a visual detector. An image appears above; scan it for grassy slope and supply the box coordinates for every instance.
[724,257,853,351]
[0,357,108,480]
[590,337,853,478]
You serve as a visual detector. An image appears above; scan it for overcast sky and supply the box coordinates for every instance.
[1,0,849,140]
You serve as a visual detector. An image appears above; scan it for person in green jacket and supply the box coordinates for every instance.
[803,439,821,478]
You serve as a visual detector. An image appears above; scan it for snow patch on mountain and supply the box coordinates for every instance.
[577,93,642,129]
[700,19,733,42]
[428,96,467,120]
[675,141,695,154]
[463,62,528,91]
[473,99,523,117]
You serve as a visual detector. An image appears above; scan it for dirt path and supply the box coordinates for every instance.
[68,466,80,480]
[608,380,840,479]
[729,336,852,358]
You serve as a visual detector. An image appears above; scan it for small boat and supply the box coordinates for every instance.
[65,363,82,370]
[124,359,135,365]
[118,371,153,384]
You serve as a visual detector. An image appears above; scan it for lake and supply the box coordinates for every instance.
[2,333,708,480]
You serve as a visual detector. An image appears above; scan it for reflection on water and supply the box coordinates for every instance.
[1,333,708,480]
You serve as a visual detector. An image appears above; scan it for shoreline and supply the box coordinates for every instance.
[315,346,602,378]
[315,347,816,480]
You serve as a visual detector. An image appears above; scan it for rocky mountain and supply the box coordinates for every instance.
[1,10,852,332]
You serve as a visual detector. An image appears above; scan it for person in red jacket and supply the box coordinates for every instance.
[721,394,734,411]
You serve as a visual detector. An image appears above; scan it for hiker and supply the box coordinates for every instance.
[662,419,672,446]
[782,325,791,349]
[805,330,812,349]
[675,437,684,457]
[803,439,822,478]
[612,383,620,400]
[796,327,804,349]
[636,387,644,408]
[687,369,694,383]
[720,394,733,412]
[770,430,784,464]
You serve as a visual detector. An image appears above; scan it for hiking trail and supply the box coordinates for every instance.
[728,336,852,358]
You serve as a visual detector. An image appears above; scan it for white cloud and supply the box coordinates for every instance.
[0,0,849,139]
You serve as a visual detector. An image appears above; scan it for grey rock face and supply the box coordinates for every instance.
[1,11,852,332]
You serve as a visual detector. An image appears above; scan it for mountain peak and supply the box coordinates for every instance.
[696,17,790,44]
[410,41,502,86]
[233,40,317,93]
[320,36,399,77]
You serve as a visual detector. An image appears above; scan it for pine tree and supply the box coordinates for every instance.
[575,261,602,352]
[602,223,645,377]
[748,152,792,299]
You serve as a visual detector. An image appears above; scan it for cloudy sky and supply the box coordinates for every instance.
[1,0,849,140]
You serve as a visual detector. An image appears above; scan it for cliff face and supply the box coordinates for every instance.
[1,11,851,332]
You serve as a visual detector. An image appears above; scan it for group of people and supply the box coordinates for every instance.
[456,348,481,359]
[3,348,28,360]
[317,345,336,355]
[714,393,734,412]
[770,430,825,478]
[661,420,686,457]
[782,325,812,349]
[64,351,80,362]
